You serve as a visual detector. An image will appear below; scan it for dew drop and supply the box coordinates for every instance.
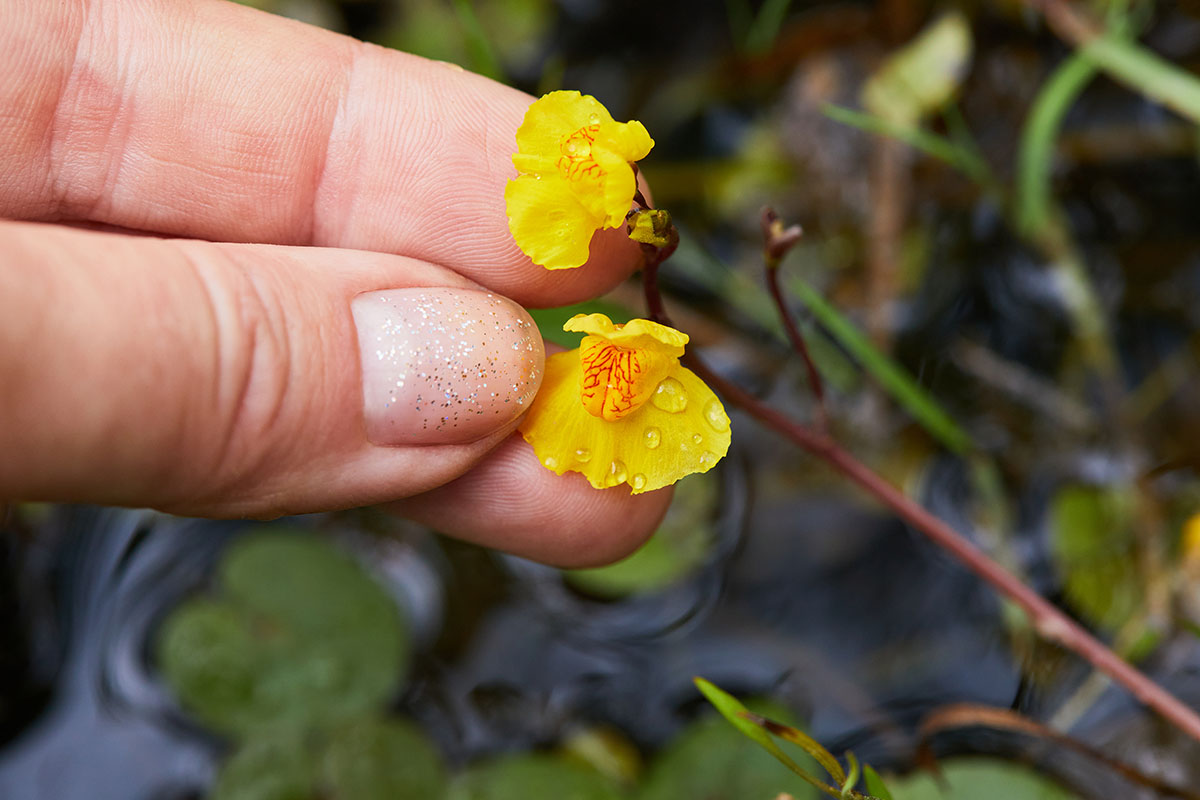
[651,378,688,413]
[704,399,730,432]
[575,448,592,463]
[566,142,577,154]
[544,456,559,469]
[588,113,600,125]
[699,451,717,467]
[692,434,703,445]
[643,427,662,449]
[631,473,647,491]
[605,460,629,488]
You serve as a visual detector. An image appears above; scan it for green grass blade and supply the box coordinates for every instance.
[863,765,894,800]
[693,678,842,798]
[785,276,974,454]
[1015,51,1097,237]
[821,104,991,187]
[840,751,860,797]
[746,0,794,54]
[741,710,846,786]
[1081,32,1200,124]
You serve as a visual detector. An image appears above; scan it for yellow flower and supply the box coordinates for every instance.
[519,314,731,493]
[505,91,654,270]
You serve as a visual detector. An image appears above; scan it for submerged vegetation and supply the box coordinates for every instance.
[5,0,1200,797]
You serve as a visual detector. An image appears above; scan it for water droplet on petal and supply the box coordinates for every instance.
[631,473,647,491]
[588,113,600,125]
[651,378,688,413]
[692,434,703,445]
[544,456,559,469]
[644,427,661,449]
[704,398,730,432]
[605,460,628,487]
[575,448,592,463]
[699,451,717,467]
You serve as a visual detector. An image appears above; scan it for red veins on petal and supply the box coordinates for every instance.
[557,124,605,184]
[579,339,655,421]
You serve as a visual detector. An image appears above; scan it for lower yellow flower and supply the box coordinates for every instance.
[519,314,731,493]
[505,91,654,270]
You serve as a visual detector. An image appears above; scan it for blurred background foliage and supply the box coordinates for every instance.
[5,0,1200,797]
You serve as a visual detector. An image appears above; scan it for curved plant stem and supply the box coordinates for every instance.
[640,256,1200,746]
[765,264,828,431]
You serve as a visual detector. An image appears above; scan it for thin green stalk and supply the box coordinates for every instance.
[1015,51,1097,237]
[822,104,997,194]
[745,0,795,54]
[785,275,974,455]
[1081,33,1200,123]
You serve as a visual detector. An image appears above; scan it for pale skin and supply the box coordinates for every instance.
[0,0,671,566]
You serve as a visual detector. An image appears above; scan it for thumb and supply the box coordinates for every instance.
[0,221,543,517]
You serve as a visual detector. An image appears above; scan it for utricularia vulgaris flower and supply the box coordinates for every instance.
[518,314,730,493]
[505,90,653,270]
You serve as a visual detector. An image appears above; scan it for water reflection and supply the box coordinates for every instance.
[0,508,230,799]
[5,453,1200,798]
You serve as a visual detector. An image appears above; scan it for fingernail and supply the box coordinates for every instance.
[352,288,544,445]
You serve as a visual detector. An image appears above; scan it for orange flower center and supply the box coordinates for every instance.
[558,124,605,184]
[578,336,674,422]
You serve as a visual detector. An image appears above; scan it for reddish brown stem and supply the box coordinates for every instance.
[765,264,828,430]
[642,258,1200,746]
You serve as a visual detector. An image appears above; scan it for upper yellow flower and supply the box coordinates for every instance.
[519,314,731,493]
[505,91,654,270]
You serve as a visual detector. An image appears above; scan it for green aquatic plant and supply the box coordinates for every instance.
[158,530,409,736]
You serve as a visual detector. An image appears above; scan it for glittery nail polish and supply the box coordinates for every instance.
[352,288,544,445]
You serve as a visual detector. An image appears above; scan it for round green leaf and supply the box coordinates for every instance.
[885,757,1079,799]
[638,705,817,800]
[157,530,409,736]
[1049,485,1140,629]
[157,599,262,734]
[213,729,317,800]
[447,754,623,800]
[322,717,447,800]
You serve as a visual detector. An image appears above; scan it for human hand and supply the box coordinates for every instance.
[0,0,671,566]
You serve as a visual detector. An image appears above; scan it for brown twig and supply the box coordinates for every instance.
[918,703,1200,798]
[1024,0,1103,46]
[639,243,1200,747]
[760,209,827,430]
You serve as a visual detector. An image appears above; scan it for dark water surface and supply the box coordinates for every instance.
[7,0,1200,797]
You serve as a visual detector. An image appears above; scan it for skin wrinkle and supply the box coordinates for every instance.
[308,40,366,249]
[44,0,97,219]
[171,244,244,505]
[0,4,669,555]
[207,255,306,505]
[5,0,639,306]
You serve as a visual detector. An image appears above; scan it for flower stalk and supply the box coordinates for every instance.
[637,207,1200,746]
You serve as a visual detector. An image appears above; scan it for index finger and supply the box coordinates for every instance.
[0,0,644,307]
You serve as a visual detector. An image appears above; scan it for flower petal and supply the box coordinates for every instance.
[513,91,614,172]
[595,119,654,226]
[520,356,731,494]
[607,119,654,163]
[614,363,730,493]
[564,314,687,356]
[579,335,677,421]
[505,173,602,269]
[593,145,638,228]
